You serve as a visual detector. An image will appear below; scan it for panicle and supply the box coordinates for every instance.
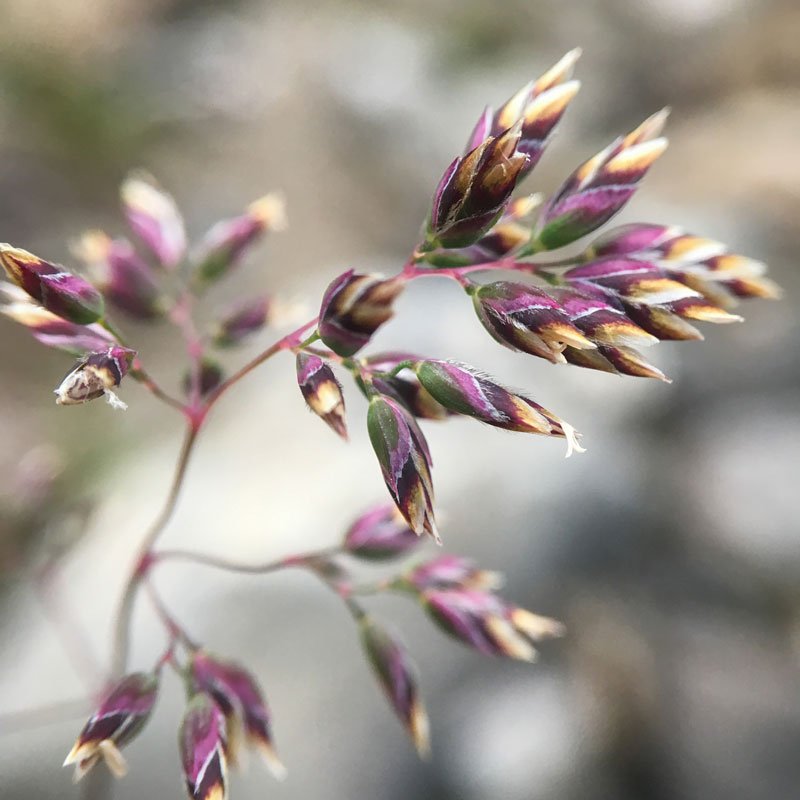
[342,503,422,561]
[179,692,229,800]
[318,270,404,357]
[121,172,187,269]
[63,671,159,782]
[54,346,136,409]
[367,393,438,541]
[534,109,669,250]
[423,588,565,662]
[359,616,430,758]
[296,352,347,440]
[0,244,105,324]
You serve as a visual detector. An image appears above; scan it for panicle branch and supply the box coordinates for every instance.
[0,48,780,800]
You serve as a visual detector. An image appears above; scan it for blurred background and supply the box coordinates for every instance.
[0,0,798,798]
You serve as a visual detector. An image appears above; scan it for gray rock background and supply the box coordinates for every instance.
[0,1,797,799]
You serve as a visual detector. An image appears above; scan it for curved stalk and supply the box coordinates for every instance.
[110,420,200,676]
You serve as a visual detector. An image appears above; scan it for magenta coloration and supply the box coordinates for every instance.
[30,320,114,354]
[413,359,583,455]
[93,236,161,319]
[535,111,668,250]
[213,297,270,347]
[424,588,565,662]
[183,357,224,399]
[367,393,437,541]
[472,280,596,363]
[0,244,105,324]
[552,286,657,348]
[296,352,347,439]
[372,373,453,421]
[405,555,501,591]
[489,49,581,178]
[343,504,421,560]
[359,616,429,757]
[190,651,285,778]
[121,172,187,269]
[55,346,136,409]
[464,106,493,153]
[0,47,782,800]
[195,216,264,283]
[193,195,284,284]
[366,353,452,420]
[589,222,680,257]
[179,692,228,800]
[429,123,528,249]
[0,284,115,353]
[63,672,158,781]
[318,270,403,356]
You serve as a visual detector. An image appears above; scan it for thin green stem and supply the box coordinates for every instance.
[301,344,345,363]
[517,236,547,257]
[293,330,321,351]
[98,316,129,345]
[385,359,416,377]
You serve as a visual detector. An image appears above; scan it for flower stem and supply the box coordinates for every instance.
[110,419,200,677]
[169,291,204,413]
[112,245,536,679]
[98,315,129,345]
[99,315,185,412]
[152,545,364,621]
[152,546,343,575]
[204,317,319,411]
[145,579,198,650]
[130,365,185,412]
